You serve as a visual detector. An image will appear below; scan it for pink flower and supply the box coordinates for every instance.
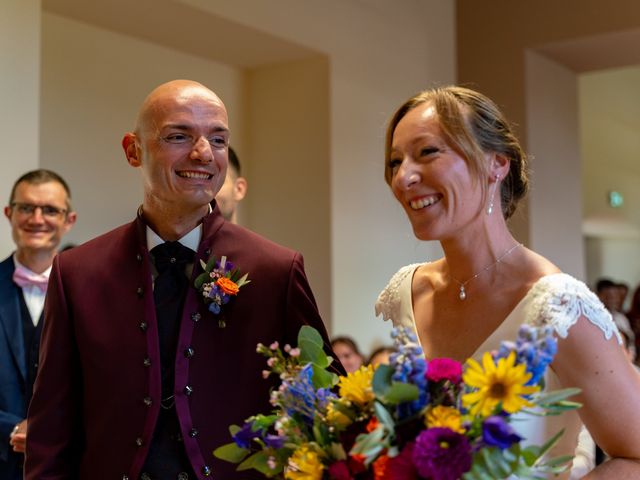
[270,341,279,350]
[267,357,277,367]
[426,358,462,384]
[289,348,301,357]
[262,370,270,379]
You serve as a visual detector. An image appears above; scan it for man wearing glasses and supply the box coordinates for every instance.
[0,169,76,480]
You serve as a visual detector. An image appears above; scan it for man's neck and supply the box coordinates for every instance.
[15,249,56,274]
[141,203,210,242]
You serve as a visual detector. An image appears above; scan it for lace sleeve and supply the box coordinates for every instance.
[523,273,621,343]
[374,264,421,328]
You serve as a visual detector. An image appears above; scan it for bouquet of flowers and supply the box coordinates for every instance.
[214,325,580,479]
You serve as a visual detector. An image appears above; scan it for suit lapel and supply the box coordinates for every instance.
[0,257,27,381]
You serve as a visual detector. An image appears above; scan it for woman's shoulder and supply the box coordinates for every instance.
[374,263,424,325]
[523,272,620,342]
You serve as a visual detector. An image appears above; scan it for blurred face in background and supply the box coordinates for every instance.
[332,340,364,373]
[4,181,76,257]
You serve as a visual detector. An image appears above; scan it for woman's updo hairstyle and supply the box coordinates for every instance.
[384,86,529,219]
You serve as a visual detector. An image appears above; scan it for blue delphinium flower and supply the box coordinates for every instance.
[495,325,557,386]
[481,416,522,449]
[389,327,429,419]
[279,364,335,425]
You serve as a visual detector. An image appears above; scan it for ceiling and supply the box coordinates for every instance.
[44,0,320,69]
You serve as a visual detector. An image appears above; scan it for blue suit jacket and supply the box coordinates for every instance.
[0,255,27,479]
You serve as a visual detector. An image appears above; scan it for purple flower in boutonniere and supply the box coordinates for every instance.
[194,255,250,327]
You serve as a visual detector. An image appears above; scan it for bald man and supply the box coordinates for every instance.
[25,80,340,480]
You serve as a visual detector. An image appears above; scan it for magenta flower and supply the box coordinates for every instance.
[426,358,463,384]
[412,428,472,480]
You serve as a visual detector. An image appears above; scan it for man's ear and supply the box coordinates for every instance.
[4,206,12,221]
[233,177,248,202]
[122,133,141,167]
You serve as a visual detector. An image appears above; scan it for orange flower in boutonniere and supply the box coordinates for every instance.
[194,255,250,327]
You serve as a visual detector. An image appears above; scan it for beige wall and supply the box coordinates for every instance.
[525,51,584,278]
[0,0,41,255]
[40,12,246,248]
[457,0,640,280]
[244,56,331,322]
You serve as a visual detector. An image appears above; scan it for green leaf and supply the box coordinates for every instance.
[372,364,394,397]
[311,364,338,389]
[373,401,395,431]
[213,442,250,463]
[298,326,330,368]
[533,387,581,406]
[194,272,210,290]
[206,255,218,272]
[535,429,565,461]
[252,415,277,431]
[236,272,251,287]
[383,382,419,405]
[229,424,242,436]
[237,451,271,474]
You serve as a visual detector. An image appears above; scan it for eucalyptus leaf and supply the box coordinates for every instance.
[372,364,393,397]
[299,341,330,368]
[383,382,419,404]
[373,401,395,431]
[311,364,338,389]
[534,388,581,406]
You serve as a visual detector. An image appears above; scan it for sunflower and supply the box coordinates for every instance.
[285,444,325,480]
[425,405,465,434]
[338,365,375,406]
[462,351,539,417]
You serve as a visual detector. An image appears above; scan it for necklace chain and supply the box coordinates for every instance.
[450,243,522,300]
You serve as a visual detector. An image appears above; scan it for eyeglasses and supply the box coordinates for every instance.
[158,133,228,150]
[10,202,68,218]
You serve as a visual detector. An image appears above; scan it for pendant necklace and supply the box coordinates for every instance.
[450,243,522,300]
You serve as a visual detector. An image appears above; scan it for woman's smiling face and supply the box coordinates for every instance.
[388,102,485,242]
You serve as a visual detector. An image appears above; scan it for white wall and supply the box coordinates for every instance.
[525,51,585,279]
[0,0,41,256]
[40,13,246,248]
[180,0,456,352]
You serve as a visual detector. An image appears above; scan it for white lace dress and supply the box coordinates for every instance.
[375,265,621,479]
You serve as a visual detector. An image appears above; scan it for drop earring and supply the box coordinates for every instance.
[486,174,500,215]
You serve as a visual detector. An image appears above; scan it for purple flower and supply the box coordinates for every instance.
[264,434,286,449]
[412,428,472,480]
[482,416,522,449]
[208,302,221,314]
[232,422,259,449]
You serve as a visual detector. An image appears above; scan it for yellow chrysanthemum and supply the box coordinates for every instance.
[338,365,375,405]
[326,400,353,428]
[462,351,539,417]
[285,444,324,480]
[425,405,465,433]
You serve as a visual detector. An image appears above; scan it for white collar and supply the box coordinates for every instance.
[146,224,202,253]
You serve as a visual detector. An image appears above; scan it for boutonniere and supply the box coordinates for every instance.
[194,255,250,327]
